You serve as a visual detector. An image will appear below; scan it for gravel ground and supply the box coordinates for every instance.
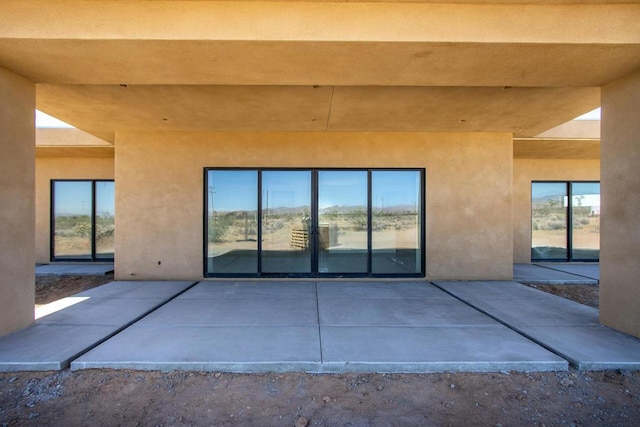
[1,369,639,426]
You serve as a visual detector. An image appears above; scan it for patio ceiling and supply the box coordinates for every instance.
[1,1,639,142]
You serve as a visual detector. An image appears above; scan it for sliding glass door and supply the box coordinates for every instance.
[205,168,424,277]
[51,180,115,261]
[206,170,258,274]
[372,171,422,274]
[318,171,369,274]
[531,181,600,262]
[261,170,312,274]
[570,182,600,261]
[531,182,568,260]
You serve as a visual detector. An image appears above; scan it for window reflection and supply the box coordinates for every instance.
[318,171,368,273]
[95,181,115,259]
[531,181,600,262]
[53,181,93,260]
[207,170,258,274]
[371,171,422,274]
[204,169,425,277]
[571,182,600,260]
[531,182,568,260]
[261,171,312,274]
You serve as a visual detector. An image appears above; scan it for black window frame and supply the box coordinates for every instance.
[203,167,426,278]
[531,180,600,263]
[50,179,115,262]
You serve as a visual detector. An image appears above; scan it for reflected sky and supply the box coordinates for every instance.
[532,182,566,200]
[372,171,419,209]
[262,171,311,209]
[572,182,600,196]
[54,181,114,216]
[319,171,367,209]
[208,170,421,212]
[208,170,257,212]
[532,182,600,202]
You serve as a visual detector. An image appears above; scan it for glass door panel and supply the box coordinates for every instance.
[571,182,600,260]
[318,171,368,274]
[531,182,568,260]
[207,170,259,274]
[95,181,115,260]
[261,170,312,274]
[371,171,422,274]
[53,181,93,260]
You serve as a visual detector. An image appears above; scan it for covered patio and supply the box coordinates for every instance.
[1,271,639,373]
[1,1,640,342]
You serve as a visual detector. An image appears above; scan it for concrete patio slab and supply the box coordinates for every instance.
[513,264,598,284]
[74,281,568,373]
[434,281,640,370]
[317,281,448,300]
[73,281,322,371]
[432,281,600,327]
[72,325,321,372]
[519,326,640,370]
[318,294,496,327]
[139,297,318,327]
[37,298,174,326]
[320,326,567,373]
[177,280,316,300]
[0,281,195,372]
[535,263,600,281]
[35,263,114,276]
[75,280,200,300]
[0,324,116,371]
[10,276,637,373]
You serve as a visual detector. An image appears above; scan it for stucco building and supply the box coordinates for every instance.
[1,1,639,338]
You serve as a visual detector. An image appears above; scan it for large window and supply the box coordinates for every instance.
[51,180,115,261]
[531,181,600,261]
[205,169,425,277]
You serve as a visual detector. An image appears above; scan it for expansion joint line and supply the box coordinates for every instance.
[315,281,323,363]
[430,282,575,368]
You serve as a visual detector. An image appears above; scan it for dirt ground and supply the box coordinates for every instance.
[523,283,599,309]
[2,276,635,426]
[35,274,114,306]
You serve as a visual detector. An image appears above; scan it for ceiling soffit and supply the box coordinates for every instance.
[0,40,639,88]
[2,1,637,137]
[514,139,600,159]
[36,84,600,139]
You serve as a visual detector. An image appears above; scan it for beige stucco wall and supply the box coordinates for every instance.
[600,70,640,338]
[115,131,513,281]
[0,67,35,336]
[35,156,114,263]
[513,158,600,264]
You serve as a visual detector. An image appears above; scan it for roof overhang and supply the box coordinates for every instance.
[2,1,639,140]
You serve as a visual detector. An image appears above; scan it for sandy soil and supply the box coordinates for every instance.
[4,276,636,426]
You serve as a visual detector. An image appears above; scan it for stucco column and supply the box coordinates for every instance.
[600,70,640,338]
[0,67,35,336]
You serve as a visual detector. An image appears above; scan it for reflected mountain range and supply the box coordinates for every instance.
[214,204,418,215]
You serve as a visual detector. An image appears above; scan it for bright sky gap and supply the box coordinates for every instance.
[35,108,602,129]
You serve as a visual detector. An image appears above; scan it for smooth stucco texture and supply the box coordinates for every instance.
[512,159,600,263]
[35,156,114,263]
[600,70,640,338]
[115,132,513,281]
[0,67,35,336]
